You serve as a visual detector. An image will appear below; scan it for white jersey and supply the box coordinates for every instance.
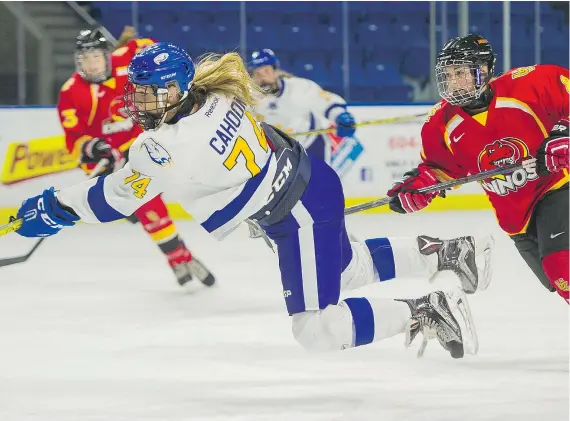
[57,93,278,240]
[253,76,348,149]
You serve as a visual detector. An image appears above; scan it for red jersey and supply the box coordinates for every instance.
[57,38,156,170]
[420,64,570,235]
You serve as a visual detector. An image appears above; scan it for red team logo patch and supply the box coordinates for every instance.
[477,137,538,196]
[102,96,134,135]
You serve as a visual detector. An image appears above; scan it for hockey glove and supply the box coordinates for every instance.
[335,112,356,138]
[536,118,569,176]
[15,187,80,238]
[387,168,442,214]
[81,137,121,177]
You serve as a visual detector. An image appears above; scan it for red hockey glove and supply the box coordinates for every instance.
[387,167,442,214]
[537,118,569,176]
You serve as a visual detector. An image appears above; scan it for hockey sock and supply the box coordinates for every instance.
[134,195,190,257]
[364,237,436,282]
[342,297,411,347]
[542,250,569,302]
[292,297,411,352]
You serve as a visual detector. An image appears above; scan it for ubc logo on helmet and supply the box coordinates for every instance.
[153,53,169,65]
[477,137,538,196]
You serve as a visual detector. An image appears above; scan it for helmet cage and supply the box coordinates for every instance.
[75,47,112,83]
[435,57,491,106]
[124,80,186,131]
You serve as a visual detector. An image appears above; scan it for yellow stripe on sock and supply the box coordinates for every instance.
[149,223,177,243]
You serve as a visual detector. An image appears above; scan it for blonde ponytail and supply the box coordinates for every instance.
[191,52,264,107]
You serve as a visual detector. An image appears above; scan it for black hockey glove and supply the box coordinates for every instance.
[80,137,120,177]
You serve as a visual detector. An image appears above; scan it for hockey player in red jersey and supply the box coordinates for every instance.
[387,34,569,302]
[57,28,215,288]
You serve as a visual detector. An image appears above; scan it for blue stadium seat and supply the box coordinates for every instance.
[363,63,405,87]
[313,25,343,51]
[102,10,137,38]
[542,47,569,68]
[401,45,431,80]
[94,0,569,103]
[354,22,392,48]
[293,61,331,87]
[295,49,331,68]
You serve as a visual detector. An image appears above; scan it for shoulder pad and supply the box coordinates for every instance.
[425,100,444,123]
[60,77,76,92]
[112,46,130,57]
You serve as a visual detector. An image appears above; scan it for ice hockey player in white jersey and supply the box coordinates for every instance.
[14,42,486,358]
[250,48,357,165]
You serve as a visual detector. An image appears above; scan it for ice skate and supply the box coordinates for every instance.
[417,234,494,294]
[167,244,216,288]
[397,287,478,359]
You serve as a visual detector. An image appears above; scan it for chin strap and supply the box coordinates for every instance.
[463,87,494,111]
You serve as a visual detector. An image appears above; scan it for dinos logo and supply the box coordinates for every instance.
[477,137,537,196]
[102,96,134,135]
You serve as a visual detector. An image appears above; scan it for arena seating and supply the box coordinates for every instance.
[92,1,569,102]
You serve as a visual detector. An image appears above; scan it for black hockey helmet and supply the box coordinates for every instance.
[75,28,112,83]
[435,34,496,108]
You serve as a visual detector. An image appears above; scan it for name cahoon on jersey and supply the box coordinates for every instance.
[56,94,296,240]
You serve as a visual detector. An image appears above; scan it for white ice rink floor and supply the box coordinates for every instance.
[0,211,567,421]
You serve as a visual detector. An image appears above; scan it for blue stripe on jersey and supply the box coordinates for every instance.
[364,237,396,281]
[201,152,273,233]
[87,176,127,223]
[344,297,375,346]
[309,112,316,130]
[324,103,347,120]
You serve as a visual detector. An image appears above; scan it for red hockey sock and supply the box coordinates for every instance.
[134,195,190,258]
[542,250,569,303]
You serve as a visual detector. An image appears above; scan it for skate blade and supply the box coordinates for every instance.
[445,287,479,356]
[181,279,204,294]
[475,235,494,291]
[200,273,216,287]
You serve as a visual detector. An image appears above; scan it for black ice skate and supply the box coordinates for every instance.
[397,287,478,359]
[187,258,216,287]
[167,245,216,288]
[417,235,494,294]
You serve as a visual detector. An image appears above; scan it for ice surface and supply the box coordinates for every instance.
[0,212,567,421]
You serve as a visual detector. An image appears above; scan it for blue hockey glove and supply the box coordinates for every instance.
[335,112,356,138]
[16,187,80,238]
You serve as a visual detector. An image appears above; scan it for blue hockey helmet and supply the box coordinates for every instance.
[124,42,195,130]
[250,48,280,70]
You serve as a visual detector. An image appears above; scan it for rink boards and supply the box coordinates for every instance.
[0,105,491,221]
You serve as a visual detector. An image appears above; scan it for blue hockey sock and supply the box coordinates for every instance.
[364,237,396,281]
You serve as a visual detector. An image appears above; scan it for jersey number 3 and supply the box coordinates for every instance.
[223,112,269,177]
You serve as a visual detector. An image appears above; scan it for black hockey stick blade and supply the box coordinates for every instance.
[0,238,46,268]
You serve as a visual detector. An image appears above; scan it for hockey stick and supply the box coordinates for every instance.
[0,159,109,267]
[345,162,525,215]
[0,230,47,268]
[292,112,428,137]
[245,161,525,252]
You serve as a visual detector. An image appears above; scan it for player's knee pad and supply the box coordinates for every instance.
[291,303,354,352]
[340,241,377,292]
